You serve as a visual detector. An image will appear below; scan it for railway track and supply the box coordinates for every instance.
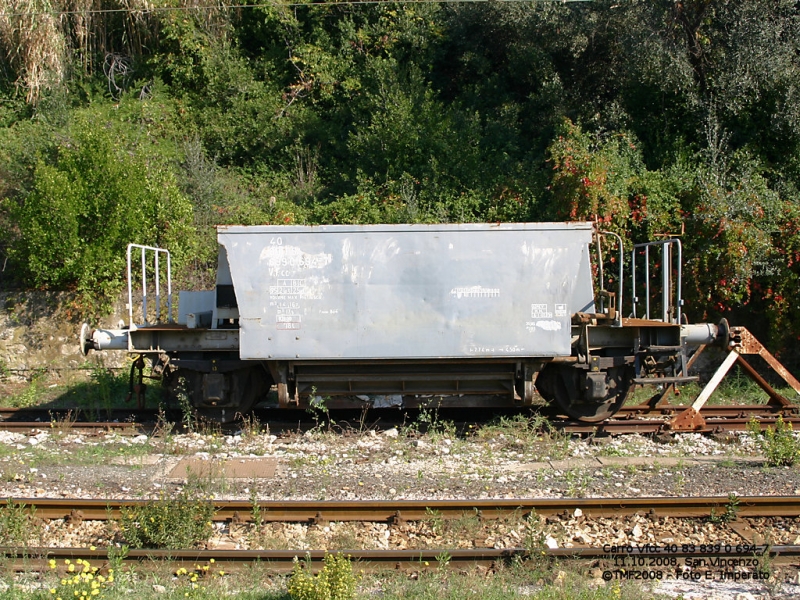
[4,495,800,522]
[2,495,799,575]
[1,403,799,434]
[3,545,799,572]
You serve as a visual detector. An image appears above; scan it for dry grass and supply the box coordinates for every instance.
[0,0,230,103]
[0,0,67,102]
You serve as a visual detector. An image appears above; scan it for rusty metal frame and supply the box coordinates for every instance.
[644,344,708,409]
[669,326,800,431]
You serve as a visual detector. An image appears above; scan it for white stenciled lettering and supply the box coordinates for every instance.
[276,315,301,323]
[531,303,553,318]
[260,245,332,270]
[269,278,306,298]
[450,286,501,299]
[467,345,524,354]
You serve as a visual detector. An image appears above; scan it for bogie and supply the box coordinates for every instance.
[536,364,633,422]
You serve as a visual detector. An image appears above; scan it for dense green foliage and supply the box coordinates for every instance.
[1,0,800,357]
[4,103,194,313]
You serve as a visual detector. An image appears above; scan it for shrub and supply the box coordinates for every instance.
[748,415,800,467]
[119,491,215,549]
[6,104,195,317]
[288,553,358,600]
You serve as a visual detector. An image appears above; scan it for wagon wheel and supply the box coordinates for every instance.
[537,364,632,422]
[195,367,273,424]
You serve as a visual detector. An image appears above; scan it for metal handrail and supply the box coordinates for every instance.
[631,239,682,323]
[126,244,172,326]
[596,230,624,327]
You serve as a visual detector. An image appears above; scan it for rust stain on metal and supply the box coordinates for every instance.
[65,509,84,526]
[668,407,706,431]
[731,326,800,404]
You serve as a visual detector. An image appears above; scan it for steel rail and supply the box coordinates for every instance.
[0,422,144,433]
[2,545,799,572]
[2,403,796,422]
[0,407,156,420]
[4,496,800,523]
[557,416,800,434]
[2,403,800,437]
[618,404,800,417]
[2,415,797,435]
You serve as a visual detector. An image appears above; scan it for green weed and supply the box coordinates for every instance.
[306,387,330,431]
[0,500,35,546]
[7,370,46,407]
[748,415,800,466]
[435,550,451,571]
[177,377,198,433]
[709,492,740,524]
[183,462,235,497]
[424,507,445,537]
[288,552,358,600]
[564,469,591,497]
[522,510,550,564]
[119,491,215,549]
[248,486,269,549]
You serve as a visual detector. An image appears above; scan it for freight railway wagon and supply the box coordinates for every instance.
[81,222,723,422]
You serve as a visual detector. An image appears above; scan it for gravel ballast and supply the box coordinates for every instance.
[2,423,800,598]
